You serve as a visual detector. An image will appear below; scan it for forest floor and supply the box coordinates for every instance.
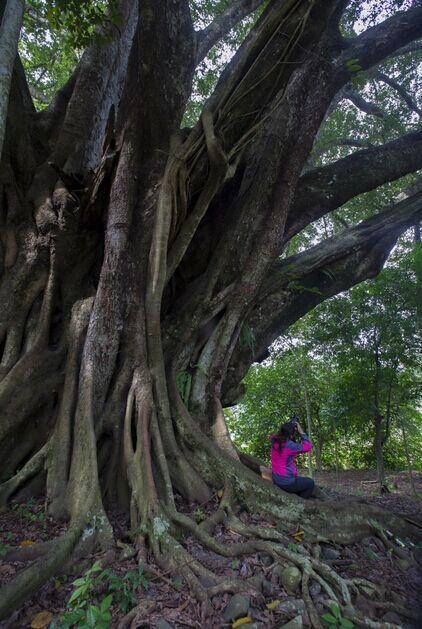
[0,470,421,629]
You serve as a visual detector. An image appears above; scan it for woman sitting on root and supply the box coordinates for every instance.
[269,418,314,498]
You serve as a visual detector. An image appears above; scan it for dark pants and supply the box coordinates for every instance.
[273,475,315,499]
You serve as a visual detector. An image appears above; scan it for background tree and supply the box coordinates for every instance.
[0,0,421,620]
[232,243,421,487]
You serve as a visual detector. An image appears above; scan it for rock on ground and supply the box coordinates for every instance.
[223,594,250,622]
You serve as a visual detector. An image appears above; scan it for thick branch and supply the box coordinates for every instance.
[338,5,422,76]
[195,0,264,63]
[285,130,422,241]
[340,84,385,118]
[312,137,374,160]
[388,41,422,59]
[373,70,422,116]
[224,192,422,404]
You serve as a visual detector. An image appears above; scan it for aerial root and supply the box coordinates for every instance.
[2,538,57,563]
[225,507,292,546]
[117,594,158,629]
[0,441,50,508]
[362,599,420,621]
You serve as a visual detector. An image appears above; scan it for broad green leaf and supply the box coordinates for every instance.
[322,613,337,624]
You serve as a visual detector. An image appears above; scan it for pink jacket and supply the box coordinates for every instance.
[269,433,312,482]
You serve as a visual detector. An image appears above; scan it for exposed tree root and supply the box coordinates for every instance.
[302,569,322,629]
[0,526,82,620]
[0,363,419,625]
[0,425,418,626]
[146,497,415,628]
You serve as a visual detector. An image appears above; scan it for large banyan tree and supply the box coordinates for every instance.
[0,0,421,621]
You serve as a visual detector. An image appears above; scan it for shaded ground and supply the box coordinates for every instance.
[0,470,421,628]
[316,469,422,523]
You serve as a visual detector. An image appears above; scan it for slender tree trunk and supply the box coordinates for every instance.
[415,222,421,329]
[373,336,388,493]
[399,413,417,498]
[315,436,324,474]
[313,407,324,474]
[300,364,314,478]
[333,427,340,484]
[374,412,387,492]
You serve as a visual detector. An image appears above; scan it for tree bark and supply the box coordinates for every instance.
[0,0,25,159]
[0,0,421,620]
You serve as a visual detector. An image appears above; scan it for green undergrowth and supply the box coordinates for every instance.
[50,560,150,628]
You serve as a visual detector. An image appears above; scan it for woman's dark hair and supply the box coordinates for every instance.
[271,421,296,451]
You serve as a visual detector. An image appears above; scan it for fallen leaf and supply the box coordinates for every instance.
[232,617,252,628]
[266,599,281,610]
[20,540,35,547]
[217,489,224,498]
[30,611,53,628]
[54,579,61,589]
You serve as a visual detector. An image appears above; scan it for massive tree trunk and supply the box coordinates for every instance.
[1,0,422,621]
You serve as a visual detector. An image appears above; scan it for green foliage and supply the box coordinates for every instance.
[239,324,255,353]
[229,244,421,473]
[322,602,354,628]
[0,542,12,557]
[105,568,149,613]
[20,0,122,108]
[56,560,149,627]
[176,370,193,404]
[56,561,111,628]
[345,58,362,74]
[345,57,367,88]
[12,498,46,526]
[193,506,206,523]
[0,529,14,554]
[44,1,120,48]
